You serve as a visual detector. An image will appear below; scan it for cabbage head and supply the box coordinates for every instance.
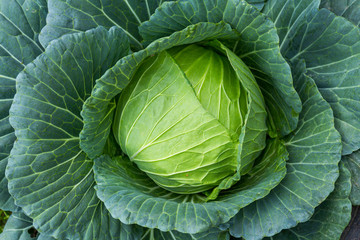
[112,43,267,196]
[0,0,359,239]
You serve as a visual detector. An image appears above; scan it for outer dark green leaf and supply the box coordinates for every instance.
[245,0,267,11]
[227,61,342,239]
[320,0,360,26]
[0,0,47,212]
[141,228,229,240]
[341,206,360,240]
[18,0,48,42]
[261,0,320,47]
[39,0,172,50]
[0,211,56,240]
[0,212,38,240]
[93,137,286,234]
[263,0,360,154]
[80,22,239,159]
[6,27,141,240]
[343,150,360,205]
[269,162,352,240]
[139,0,302,137]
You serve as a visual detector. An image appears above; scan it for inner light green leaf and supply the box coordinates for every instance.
[167,44,247,140]
[204,40,267,175]
[113,50,238,194]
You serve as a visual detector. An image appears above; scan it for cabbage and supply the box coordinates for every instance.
[0,0,359,239]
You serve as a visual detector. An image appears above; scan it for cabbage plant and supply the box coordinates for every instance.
[0,0,359,239]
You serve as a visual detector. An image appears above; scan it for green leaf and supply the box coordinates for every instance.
[0,158,18,211]
[0,0,47,212]
[245,0,267,11]
[261,0,320,46]
[141,228,229,240]
[227,61,342,239]
[343,150,360,205]
[0,212,39,240]
[320,0,360,26]
[39,0,171,50]
[204,40,267,175]
[7,27,140,239]
[219,137,287,201]
[139,0,302,137]
[93,137,287,234]
[80,22,239,159]
[269,162,352,240]
[166,43,248,142]
[0,0,45,60]
[263,0,360,154]
[0,211,56,240]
